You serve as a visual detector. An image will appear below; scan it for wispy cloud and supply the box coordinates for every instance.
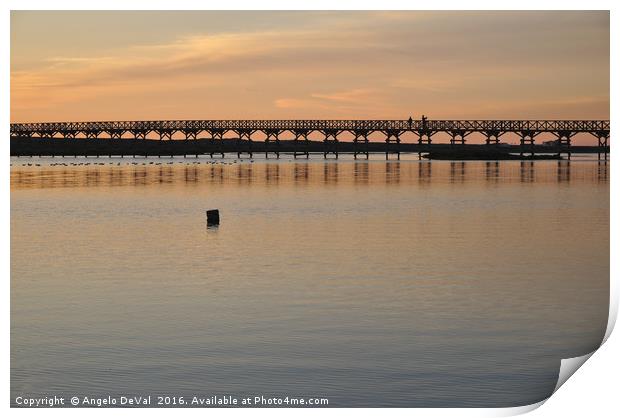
[10,11,609,122]
[311,89,376,103]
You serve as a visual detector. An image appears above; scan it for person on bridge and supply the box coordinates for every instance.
[408,116,413,128]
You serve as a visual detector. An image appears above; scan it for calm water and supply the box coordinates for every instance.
[11,155,609,407]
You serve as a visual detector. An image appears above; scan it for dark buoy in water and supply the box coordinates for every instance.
[206,209,220,226]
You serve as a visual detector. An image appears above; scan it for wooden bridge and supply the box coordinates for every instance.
[10,118,610,160]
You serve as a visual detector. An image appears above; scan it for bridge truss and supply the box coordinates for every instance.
[10,119,610,160]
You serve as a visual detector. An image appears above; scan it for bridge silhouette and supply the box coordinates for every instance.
[10,118,610,160]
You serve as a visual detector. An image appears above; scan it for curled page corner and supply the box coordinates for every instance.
[495,349,600,417]
[547,291,619,396]
[495,399,547,417]
[553,351,595,394]
[602,290,618,344]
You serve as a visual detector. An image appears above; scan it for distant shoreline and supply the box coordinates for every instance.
[10,136,607,158]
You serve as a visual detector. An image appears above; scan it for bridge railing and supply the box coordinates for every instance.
[9,119,610,134]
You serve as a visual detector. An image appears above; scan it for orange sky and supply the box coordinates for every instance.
[11,11,609,124]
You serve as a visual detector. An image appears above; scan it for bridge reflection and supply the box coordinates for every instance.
[10,160,608,190]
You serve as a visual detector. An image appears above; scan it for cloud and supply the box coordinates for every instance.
[12,26,375,92]
[274,98,312,109]
[310,89,376,103]
[10,11,610,121]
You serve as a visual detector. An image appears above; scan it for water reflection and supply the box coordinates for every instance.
[11,160,608,190]
[520,161,535,183]
[133,168,147,186]
[353,162,369,184]
[385,161,401,184]
[557,161,571,183]
[265,164,280,184]
[237,164,253,184]
[11,157,609,407]
[449,161,466,183]
[418,161,432,185]
[209,165,224,183]
[598,161,608,183]
[323,163,339,184]
[485,161,500,182]
[184,166,199,183]
[294,164,309,183]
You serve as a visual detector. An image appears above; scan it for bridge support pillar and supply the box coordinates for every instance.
[597,133,609,161]
[353,131,369,160]
[184,130,199,158]
[323,130,339,159]
[209,131,225,158]
[484,130,503,147]
[554,131,574,160]
[518,131,539,158]
[294,131,310,159]
[449,130,469,147]
[417,131,433,160]
[156,130,173,158]
[385,130,401,160]
[236,130,253,159]
[265,130,281,159]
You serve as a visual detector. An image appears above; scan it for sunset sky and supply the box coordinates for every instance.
[11,11,609,123]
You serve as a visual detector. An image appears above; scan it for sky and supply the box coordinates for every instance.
[10,11,610,124]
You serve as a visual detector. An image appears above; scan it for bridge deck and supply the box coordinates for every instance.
[9,119,611,134]
[9,119,610,160]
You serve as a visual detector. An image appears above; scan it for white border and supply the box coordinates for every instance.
[3,1,617,417]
